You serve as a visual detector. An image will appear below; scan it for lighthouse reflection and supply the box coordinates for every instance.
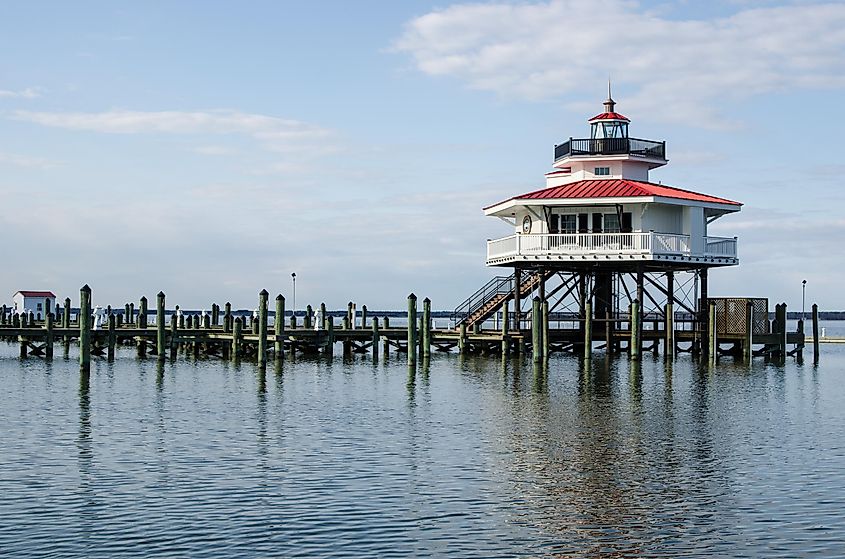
[499,354,721,557]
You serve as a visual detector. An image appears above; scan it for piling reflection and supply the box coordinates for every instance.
[77,368,95,536]
[406,364,416,405]
[532,359,547,393]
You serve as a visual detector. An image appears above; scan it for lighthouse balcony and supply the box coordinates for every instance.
[486,232,737,267]
[554,137,666,162]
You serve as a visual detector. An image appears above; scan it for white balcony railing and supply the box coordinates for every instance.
[705,236,738,257]
[487,232,738,262]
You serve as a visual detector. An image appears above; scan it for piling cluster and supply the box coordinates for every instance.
[0,286,817,373]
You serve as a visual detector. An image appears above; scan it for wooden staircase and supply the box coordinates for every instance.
[452,270,553,329]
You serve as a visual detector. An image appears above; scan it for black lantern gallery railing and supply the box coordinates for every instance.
[554,137,666,161]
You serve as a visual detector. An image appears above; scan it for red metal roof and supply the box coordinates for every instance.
[15,290,56,298]
[486,179,741,209]
[588,112,630,122]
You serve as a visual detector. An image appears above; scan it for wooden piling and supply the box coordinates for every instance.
[125,303,131,325]
[812,303,820,364]
[407,294,417,365]
[290,313,297,329]
[212,303,220,327]
[275,294,285,357]
[422,298,431,359]
[139,296,148,328]
[258,290,269,367]
[744,300,754,362]
[584,302,592,359]
[129,302,135,326]
[372,317,380,358]
[630,300,641,361]
[169,314,178,359]
[156,292,166,360]
[347,302,354,329]
[605,310,613,354]
[531,296,541,363]
[45,312,54,360]
[708,300,717,365]
[79,285,92,372]
[777,303,788,361]
[664,302,674,358]
[459,322,467,354]
[362,305,368,329]
[501,300,510,354]
[383,316,390,329]
[304,304,312,329]
[107,313,116,362]
[224,302,232,333]
[232,317,242,361]
[326,316,335,356]
[542,300,550,359]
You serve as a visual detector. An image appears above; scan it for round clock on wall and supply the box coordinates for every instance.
[522,215,532,234]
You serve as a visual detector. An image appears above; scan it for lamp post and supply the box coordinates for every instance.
[291,272,296,317]
[802,279,807,321]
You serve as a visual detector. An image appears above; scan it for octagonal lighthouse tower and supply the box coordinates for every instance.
[454,94,741,356]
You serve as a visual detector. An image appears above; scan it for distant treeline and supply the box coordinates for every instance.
[790,311,845,320]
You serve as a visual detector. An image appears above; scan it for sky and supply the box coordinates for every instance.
[1,0,844,311]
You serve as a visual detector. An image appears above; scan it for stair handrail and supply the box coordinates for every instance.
[451,274,514,326]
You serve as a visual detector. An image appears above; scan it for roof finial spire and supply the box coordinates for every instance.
[604,76,615,113]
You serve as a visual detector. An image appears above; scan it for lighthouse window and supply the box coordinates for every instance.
[594,167,610,176]
[560,215,577,234]
[604,214,621,233]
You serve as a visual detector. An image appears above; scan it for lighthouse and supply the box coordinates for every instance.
[453,93,742,357]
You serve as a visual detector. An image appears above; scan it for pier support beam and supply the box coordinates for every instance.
[372,317,380,359]
[584,302,592,360]
[45,312,54,360]
[169,314,178,359]
[513,268,522,331]
[79,285,92,372]
[531,296,541,363]
[422,298,431,359]
[542,300,550,359]
[232,317,242,361]
[156,292,166,360]
[501,300,510,355]
[107,313,116,362]
[699,268,709,357]
[275,295,285,358]
[258,290,269,367]
[744,300,754,362]
[407,294,417,365]
[812,303,820,364]
[664,303,674,359]
[630,299,641,361]
[708,300,717,365]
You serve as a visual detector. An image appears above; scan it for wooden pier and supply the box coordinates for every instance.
[0,286,815,372]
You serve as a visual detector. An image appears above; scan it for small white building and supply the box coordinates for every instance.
[13,291,57,320]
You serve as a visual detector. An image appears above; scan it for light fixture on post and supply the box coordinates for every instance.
[291,272,297,318]
[802,279,807,322]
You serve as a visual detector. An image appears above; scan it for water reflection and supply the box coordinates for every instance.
[1,344,843,558]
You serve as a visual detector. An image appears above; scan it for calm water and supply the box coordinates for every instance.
[1,332,844,557]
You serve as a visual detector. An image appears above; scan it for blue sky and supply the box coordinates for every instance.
[1,0,844,311]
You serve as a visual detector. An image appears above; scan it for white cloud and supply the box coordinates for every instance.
[0,152,60,169]
[394,0,845,127]
[12,109,334,153]
[0,87,42,99]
